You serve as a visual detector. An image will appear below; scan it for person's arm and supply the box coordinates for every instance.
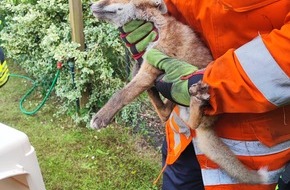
[144,16,290,115]
[119,13,290,115]
[203,12,290,115]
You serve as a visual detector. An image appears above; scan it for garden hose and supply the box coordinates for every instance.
[10,69,60,115]
[10,61,63,115]
[8,60,81,115]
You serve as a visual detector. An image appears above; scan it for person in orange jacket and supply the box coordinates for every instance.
[119,0,290,189]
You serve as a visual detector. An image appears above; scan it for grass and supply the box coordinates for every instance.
[0,62,162,190]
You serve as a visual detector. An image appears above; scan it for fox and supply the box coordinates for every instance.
[90,0,268,184]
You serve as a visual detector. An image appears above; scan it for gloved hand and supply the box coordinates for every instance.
[0,47,9,88]
[144,48,204,106]
[119,20,158,63]
[276,163,290,190]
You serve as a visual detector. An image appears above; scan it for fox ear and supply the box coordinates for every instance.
[153,0,167,14]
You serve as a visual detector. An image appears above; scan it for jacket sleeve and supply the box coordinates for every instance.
[164,0,187,24]
[204,12,290,115]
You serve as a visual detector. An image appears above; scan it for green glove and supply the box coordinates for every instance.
[119,20,158,63]
[145,49,202,106]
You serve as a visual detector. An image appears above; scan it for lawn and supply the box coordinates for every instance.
[0,62,162,190]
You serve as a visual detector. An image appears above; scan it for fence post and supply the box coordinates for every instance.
[68,0,89,110]
[68,0,84,50]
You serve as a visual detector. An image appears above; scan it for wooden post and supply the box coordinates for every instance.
[68,0,89,109]
[69,0,85,51]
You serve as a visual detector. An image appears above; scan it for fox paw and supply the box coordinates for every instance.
[90,111,111,130]
[189,81,210,104]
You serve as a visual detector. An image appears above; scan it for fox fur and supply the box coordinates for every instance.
[90,0,268,184]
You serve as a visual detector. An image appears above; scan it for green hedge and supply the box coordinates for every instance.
[5,0,37,4]
[0,0,144,126]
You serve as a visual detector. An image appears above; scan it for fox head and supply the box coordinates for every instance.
[91,0,167,26]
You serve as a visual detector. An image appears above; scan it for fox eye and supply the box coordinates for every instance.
[154,0,161,7]
[118,8,123,11]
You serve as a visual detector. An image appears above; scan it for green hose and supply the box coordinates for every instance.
[10,70,60,115]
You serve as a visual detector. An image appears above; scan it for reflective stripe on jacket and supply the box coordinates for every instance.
[193,135,290,189]
[165,106,195,165]
[0,60,9,87]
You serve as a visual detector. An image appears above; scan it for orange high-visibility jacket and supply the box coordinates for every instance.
[163,0,290,189]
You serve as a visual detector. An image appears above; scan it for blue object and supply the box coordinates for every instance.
[161,138,204,190]
[0,47,5,63]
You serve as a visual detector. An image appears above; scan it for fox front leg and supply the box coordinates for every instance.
[147,87,175,122]
[90,62,162,129]
[187,81,210,129]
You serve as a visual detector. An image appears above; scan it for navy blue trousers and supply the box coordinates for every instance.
[0,47,5,63]
[162,139,204,190]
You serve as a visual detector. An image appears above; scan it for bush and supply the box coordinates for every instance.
[0,0,144,126]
